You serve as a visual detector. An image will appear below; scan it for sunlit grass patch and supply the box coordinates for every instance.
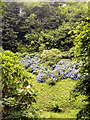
[31,78,87,118]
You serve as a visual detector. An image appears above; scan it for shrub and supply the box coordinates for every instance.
[46,77,56,85]
[1,50,39,119]
[40,49,61,66]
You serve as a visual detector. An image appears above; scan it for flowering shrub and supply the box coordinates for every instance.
[21,53,85,84]
[1,50,39,119]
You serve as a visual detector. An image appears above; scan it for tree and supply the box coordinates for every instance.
[2,2,19,52]
[71,17,90,119]
[2,2,88,53]
[2,2,30,52]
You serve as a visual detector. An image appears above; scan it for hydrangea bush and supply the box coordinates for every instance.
[21,50,85,84]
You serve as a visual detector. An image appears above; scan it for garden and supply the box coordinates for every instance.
[1,1,90,120]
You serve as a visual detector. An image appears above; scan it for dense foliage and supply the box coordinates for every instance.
[71,17,90,119]
[2,2,88,53]
[1,50,39,119]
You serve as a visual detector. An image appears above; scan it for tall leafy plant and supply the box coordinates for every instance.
[71,17,90,119]
[1,50,38,119]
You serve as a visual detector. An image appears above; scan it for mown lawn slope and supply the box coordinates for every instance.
[32,78,87,118]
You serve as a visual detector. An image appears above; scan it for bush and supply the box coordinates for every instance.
[46,77,56,85]
[40,49,61,66]
[1,50,39,119]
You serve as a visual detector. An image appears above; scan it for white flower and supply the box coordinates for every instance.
[26,85,31,89]
[63,4,66,7]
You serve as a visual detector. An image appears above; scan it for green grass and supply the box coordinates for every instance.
[31,77,87,118]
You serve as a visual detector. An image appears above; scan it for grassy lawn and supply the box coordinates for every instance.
[31,77,86,118]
